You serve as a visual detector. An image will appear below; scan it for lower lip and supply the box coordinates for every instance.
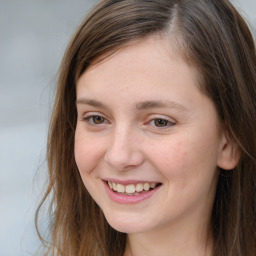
[104,181,161,204]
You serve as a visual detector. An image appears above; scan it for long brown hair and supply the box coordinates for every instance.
[35,0,256,255]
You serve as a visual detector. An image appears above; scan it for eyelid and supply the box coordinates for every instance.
[82,112,110,125]
[146,115,176,128]
[82,111,106,118]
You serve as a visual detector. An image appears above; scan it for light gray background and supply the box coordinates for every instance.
[0,1,255,256]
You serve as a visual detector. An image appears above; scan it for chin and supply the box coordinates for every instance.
[104,213,151,234]
[108,221,144,234]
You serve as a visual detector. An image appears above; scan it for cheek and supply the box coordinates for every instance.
[144,140,192,196]
[74,131,105,175]
[148,135,218,183]
[151,138,219,209]
[149,140,188,174]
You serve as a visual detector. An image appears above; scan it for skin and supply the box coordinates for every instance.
[75,36,236,256]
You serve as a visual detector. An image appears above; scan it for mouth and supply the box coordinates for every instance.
[106,181,162,196]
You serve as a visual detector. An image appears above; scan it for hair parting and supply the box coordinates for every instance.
[35,1,256,255]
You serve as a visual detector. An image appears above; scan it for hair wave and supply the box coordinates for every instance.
[36,1,256,255]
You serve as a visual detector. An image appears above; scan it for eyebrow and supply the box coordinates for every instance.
[76,98,106,108]
[76,98,187,112]
[135,100,187,112]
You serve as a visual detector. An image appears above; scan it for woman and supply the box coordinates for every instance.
[36,0,256,255]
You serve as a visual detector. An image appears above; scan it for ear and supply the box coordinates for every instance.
[217,132,240,170]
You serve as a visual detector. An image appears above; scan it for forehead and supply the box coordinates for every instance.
[79,33,198,77]
[77,35,200,90]
[77,37,210,113]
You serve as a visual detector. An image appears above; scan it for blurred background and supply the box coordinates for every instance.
[0,1,255,255]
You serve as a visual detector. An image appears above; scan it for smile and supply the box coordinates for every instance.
[107,181,160,196]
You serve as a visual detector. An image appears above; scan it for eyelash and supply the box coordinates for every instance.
[148,118,175,128]
[83,115,108,126]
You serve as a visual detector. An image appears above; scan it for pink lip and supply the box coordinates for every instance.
[104,178,160,185]
[103,181,162,204]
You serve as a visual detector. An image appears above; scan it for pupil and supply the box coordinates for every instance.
[155,119,167,127]
[93,116,104,124]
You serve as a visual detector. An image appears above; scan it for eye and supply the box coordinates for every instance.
[149,118,175,128]
[84,115,107,125]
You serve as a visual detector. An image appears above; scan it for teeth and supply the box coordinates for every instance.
[107,182,158,193]
[112,182,117,191]
[126,184,136,193]
[136,183,143,192]
[116,184,125,193]
[150,183,157,189]
[144,183,150,191]
[108,181,113,189]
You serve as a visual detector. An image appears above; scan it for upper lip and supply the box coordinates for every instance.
[103,178,162,185]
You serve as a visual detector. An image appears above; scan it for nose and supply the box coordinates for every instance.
[104,126,144,170]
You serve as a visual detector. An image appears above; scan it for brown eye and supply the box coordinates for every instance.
[84,115,107,125]
[91,116,105,124]
[151,118,175,128]
[154,119,169,127]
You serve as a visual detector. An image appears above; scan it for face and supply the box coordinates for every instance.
[75,36,227,235]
